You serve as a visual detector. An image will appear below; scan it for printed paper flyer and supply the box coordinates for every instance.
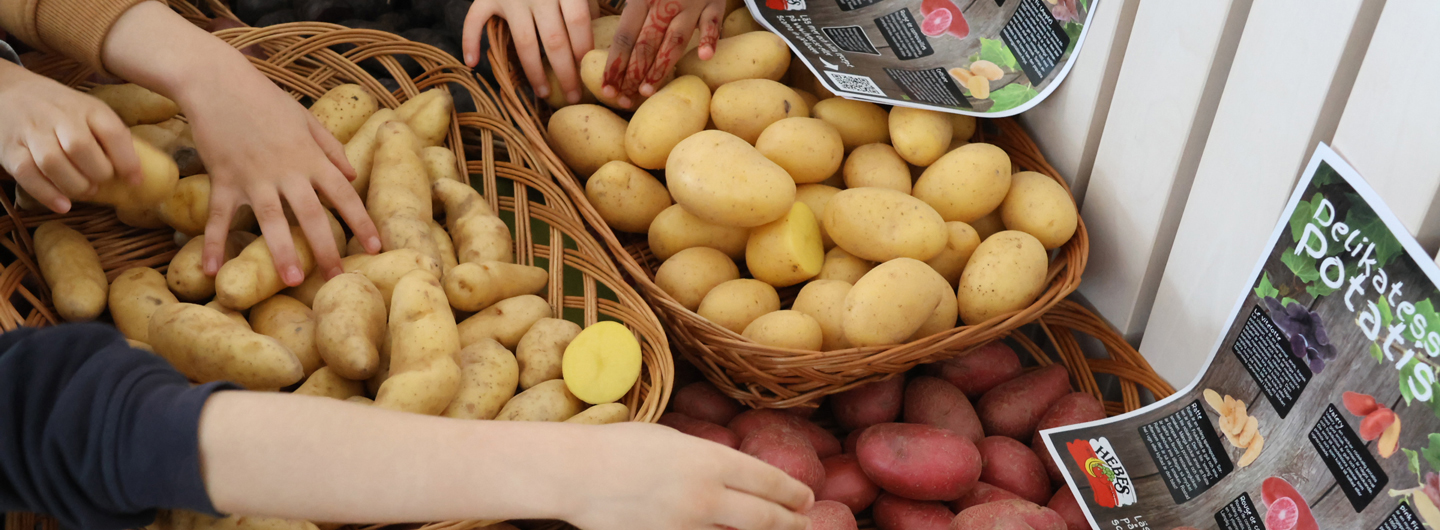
[1042,144,1440,529]
[745,0,1096,116]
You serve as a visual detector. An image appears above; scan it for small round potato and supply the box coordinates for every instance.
[547,104,628,178]
[626,75,711,169]
[816,247,874,285]
[956,231,1048,325]
[951,114,977,146]
[711,79,809,144]
[648,204,750,260]
[586,161,674,233]
[794,184,842,249]
[249,295,323,377]
[655,247,741,311]
[889,106,953,167]
[1000,171,1078,249]
[678,31,790,90]
[823,188,948,262]
[517,318,584,389]
[792,280,853,351]
[746,202,824,287]
[666,130,796,228]
[110,267,179,343]
[843,258,946,347]
[742,310,824,350]
[913,143,1013,223]
[812,99,890,151]
[925,222,981,287]
[168,232,255,302]
[697,279,781,333]
[843,143,911,193]
[756,117,843,184]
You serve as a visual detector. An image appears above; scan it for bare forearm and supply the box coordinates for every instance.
[99,1,252,105]
[198,391,584,523]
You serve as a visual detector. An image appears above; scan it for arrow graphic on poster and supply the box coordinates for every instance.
[819,57,838,70]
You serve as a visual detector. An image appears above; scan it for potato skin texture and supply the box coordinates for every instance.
[666,130,796,228]
[215,226,316,310]
[926,222,981,287]
[843,258,945,347]
[442,339,520,420]
[368,122,441,264]
[313,272,387,380]
[811,99,889,151]
[756,118,843,185]
[547,104,629,178]
[1001,171,1078,249]
[1031,392,1106,483]
[742,310,823,351]
[823,188,947,263]
[442,261,549,312]
[249,295,323,377]
[647,204,750,261]
[655,247,741,311]
[843,143,911,194]
[697,279,781,334]
[710,79,809,145]
[89,84,178,126]
[34,221,107,322]
[395,88,454,147]
[110,267,179,342]
[955,230,1048,325]
[585,161,673,234]
[913,143,1013,223]
[625,75,711,169]
[169,232,255,302]
[831,376,904,432]
[677,32,790,90]
[374,270,463,415]
[855,422,982,501]
[792,279,852,351]
[565,402,631,424]
[294,366,365,400]
[91,139,177,208]
[458,294,554,348]
[745,202,824,287]
[310,84,378,143]
[739,424,826,493]
[516,318,583,389]
[148,303,303,389]
[434,179,513,264]
[816,247,874,285]
[888,106,953,167]
[496,378,586,421]
[671,381,744,425]
[343,108,399,198]
[794,184,842,249]
[975,364,1072,443]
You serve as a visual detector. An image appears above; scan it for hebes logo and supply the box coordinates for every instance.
[764,0,806,11]
[1067,438,1137,508]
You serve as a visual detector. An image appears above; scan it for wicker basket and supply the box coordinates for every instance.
[483,23,1088,408]
[1,9,671,530]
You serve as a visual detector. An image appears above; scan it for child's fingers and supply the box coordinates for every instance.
[535,3,583,103]
[55,120,115,187]
[620,2,676,96]
[29,134,93,199]
[713,490,809,530]
[560,0,594,62]
[305,113,356,181]
[720,454,814,513]
[249,191,306,286]
[602,0,649,95]
[462,0,501,67]
[5,155,70,213]
[697,3,723,59]
[86,105,141,186]
[507,9,554,99]
[201,183,239,275]
[641,7,699,94]
[316,166,380,256]
[283,185,343,279]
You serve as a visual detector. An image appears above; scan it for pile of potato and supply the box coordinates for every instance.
[662,342,1102,530]
[545,15,1080,351]
[32,83,645,437]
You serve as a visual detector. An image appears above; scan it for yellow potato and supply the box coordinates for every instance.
[547,104,629,178]
[1000,171,1078,249]
[843,143,911,193]
[677,31,790,90]
[249,295,322,377]
[343,108,399,198]
[34,221,107,322]
[956,231,1048,325]
[293,366,365,400]
[666,130,796,228]
[148,303,303,389]
[655,247,740,311]
[888,106,953,166]
[579,49,667,110]
[109,267,178,343]
[756,117,843,184]
[792,280,852,351]
[626,75,711,169]
[443,261,549,312]
[742,310,823,350]
[697,278,781,334]
[812,99,889,151]
[816,247,874,285]
[913,143,1013,223]
[951,114,977,145]
[792,88,820,110]
[722,9,764,37]
[925,222,981,287]
[215,226,316,310]
[205,301,251,330]
[89,84,178,126]
[823,188,947,262]
[711,79,808,144]
[746,202,823,287]
[375,270,463,415]
[368,122,441,264]
[909,271,958,340]
[971,210,1005,241]
[788,59,836,100]
[422,146,462,214]
[517,318,584,389]
[313,272,387,380]
[543,64,597,109]
[114,202,167,229]
[586,161,674,233]
[433,179,513,264]
[496,379,586,421]
[395,88,454,147]
[90,139,177,208]
[647,204,750,260]
[565,402,631,424]
[843,258,945,347]
[592,16,620,50]
[310,84,378,143]
[428,219,458,275]
[562,321,643,404]
[168,232,255,302]
[793,184,842,249]
[347,249,443,308]
[459,294,554,348]
[156,174,211,236]
[442,338,520,420]
[129,124,178,153]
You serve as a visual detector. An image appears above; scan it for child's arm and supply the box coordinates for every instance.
[462,0,594,106]
[602,0,724,106]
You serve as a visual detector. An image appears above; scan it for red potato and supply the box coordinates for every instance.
[857,423,982,501]
[977,436,1052,505]
[904,376,983,443]
[950,499,1065,530]
[1047,487,1089,530]
[729,409,842,458]
[949,482,1021,512]
[977,364,1073,443]
[658,413,740,448]
[844,429,864,453]
[808,500,859,530]
[740,424,827,493]
[873,493,955,530]
[832,376,905,431]
[818,454,880,513]
[1031,392,1106,483]
[672,381,744,425]
[930,341,1022,398]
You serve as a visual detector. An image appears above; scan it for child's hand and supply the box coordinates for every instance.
[567,422,813,530]
[463,0,594,105]
[603,0,724,106]
[0,61,142,213]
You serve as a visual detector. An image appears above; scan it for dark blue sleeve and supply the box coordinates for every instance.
[0,323,239,530]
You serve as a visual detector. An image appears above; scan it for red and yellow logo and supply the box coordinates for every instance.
[1067,438,1136,508]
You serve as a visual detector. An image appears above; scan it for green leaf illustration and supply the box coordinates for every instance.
[979,38,1020,71]
[1064,22,1083,55]
[1343,197,1404,268]
[1372,343,1385,363]
[1255,273,1279,300]
[987,84,1038,113]
[1282,297,1300,308]
[1281,251,1321,284]
[1416,299,1440,339]
[1401,357,1422,405]
[1424,434,1440,473]
[1407,448,1423,478]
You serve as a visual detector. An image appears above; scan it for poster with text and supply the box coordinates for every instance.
[1042,144,1440,530]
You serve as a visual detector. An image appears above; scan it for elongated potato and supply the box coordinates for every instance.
[215,226,316,310]
[648,204,750,260]
[443,261,549,312]
[956,231,1047,325]
[294,366,365,399]
[34,222,107,322]
[548,104,630,177]
[794,184,841,250]
[889,107,952,166]
[756,118,843,184]
[913,143,1013,223]
[395,88,454,147]
[369,122,441,264]
[667,130,795,228]
[148,303,303,389]
[89,84,178,126]
[90,139,177,208]
[442,339,520,419]
[375,270,463,414]
[344,108,399,198]
[844,143,911,193]
[793,280,852,351]
[110,267,178,342]
[250,295,322,376]
[698,279,781,334]
[586,161,673,233]
[656,247,740,311]
[426,219,458,275]
[710,79,808,144]
[497,378,586,421]
[459,294,554,348]
[347,249,443,308]
[310,84,378,143]
[926,222,981,287]
[823,188,947,262]
[678,31,789,90]
[626,75,711,169]
[433,179,514,264]
[114,202,167,229]
[816,247,874,285]
[742,310,823,350]
[565,402,631,424]
[313,273,386,380]
[205,301,252,330]
[1000,172,1078,249]
[812,99,889,151]
[517,318,584,389]
[746,202,823,287]
[167,232,255,302]
[844,258,945,346]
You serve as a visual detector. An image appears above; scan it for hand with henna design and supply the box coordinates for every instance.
[603,0,725,108]
[463,0,596,105]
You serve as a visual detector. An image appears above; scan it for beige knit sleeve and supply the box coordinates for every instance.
[0,0,150,71]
